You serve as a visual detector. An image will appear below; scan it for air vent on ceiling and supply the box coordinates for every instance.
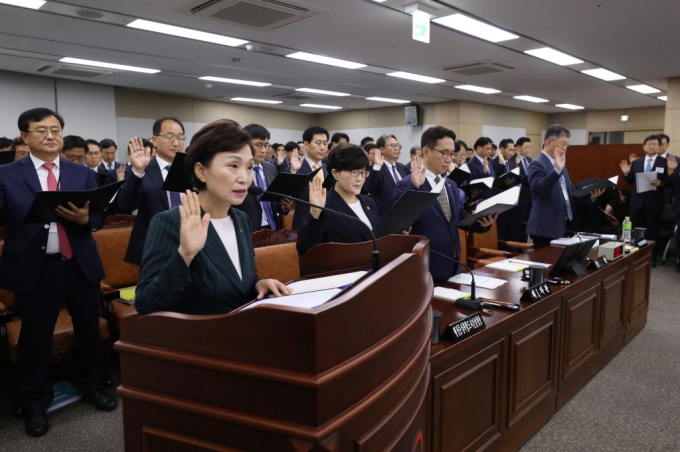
[443,62,514,77]
[177,0,326,31]
[272,93,314,100]
[34,63,113,79]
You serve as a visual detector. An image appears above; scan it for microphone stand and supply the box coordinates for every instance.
[249,187,380,274]
[430,249,483,310]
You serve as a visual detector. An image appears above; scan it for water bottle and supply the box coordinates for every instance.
[621,217,632,243]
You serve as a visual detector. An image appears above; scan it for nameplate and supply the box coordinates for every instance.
[443,312,486,343]
[587,255,609,270]
[636,239,648,248]
[520,282,552,303]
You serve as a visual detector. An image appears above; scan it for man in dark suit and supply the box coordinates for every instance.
[289,126,329,230]
[394,126,496,281]
[491,139,515,245]
[111,117,184,265]
[404,145,422,173]
[528,125,604,249]
[0,108,117,437]
[77,137,116,186]
[362,134,408,217]
[620,134,669,264]
[507,137,533,244]
[233,124,289,231]
[99,138,124,172]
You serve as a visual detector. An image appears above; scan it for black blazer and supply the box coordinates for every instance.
[623,155,668,212]
[291,159,328,231]
[466,156,498,200]
[491,156,510,177]
[99,161,124,172]
[362,161,408,217]
[296,189,380,255]
[233,161,286,232]
[93,165,117,186]
[509,154,533,208]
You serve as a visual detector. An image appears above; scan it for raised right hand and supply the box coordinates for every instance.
[619,160,631,175]
[411,155,426,189]
[629,153,637,163]
[374,149,384,167]
[290,149,302,174]
[128,137,151,173]
[554,150,566,172]
[308,177,327,219]
[178,190,210,267]
[276,147,285,163]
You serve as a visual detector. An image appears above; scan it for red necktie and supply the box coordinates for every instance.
[43,163,73,259]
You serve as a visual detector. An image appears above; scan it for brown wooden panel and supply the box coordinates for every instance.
[566,144,642,188]
[562,285,600,378]
[432,339,504,452]
[629,255,651,323]
[600,268,628,344]
[507,308,560,428]
[143,427,244,452]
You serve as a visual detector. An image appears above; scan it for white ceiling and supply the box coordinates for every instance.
[0,0,676,114]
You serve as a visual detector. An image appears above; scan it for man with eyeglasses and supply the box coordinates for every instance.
[507,137,534,244]
[111,117,179,265]
[528,125,605,250]
[78,137,116,187]
[362,134,408,218]
[0,108,118,437]
[11,136,31,161]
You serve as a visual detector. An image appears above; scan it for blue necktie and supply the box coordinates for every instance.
[165,165,182,208]
[391,164,400,182]
[560,175,573,221]
[487,159,495,177]
[253,166,277,230]
[645,158,653,172]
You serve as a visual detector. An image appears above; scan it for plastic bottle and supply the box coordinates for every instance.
[621,217,632,243]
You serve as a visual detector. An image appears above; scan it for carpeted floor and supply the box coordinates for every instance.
[1,261,678,452]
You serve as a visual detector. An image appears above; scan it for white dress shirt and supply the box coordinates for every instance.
[30,154,60,254]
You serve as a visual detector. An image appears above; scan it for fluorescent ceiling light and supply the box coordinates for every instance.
[514,95,549,103]
[556,104,585,110]
[300,104,342,110]
[366,97,410,104]
[658,96,668,101]
[59,57,160,74]
[127,19,248,47]
[626,84,660,94]
[199,76,270,87]
[455,85,501,94]
[231,98,281,104]
[286,52,366,69]
[581,68,625,81]
[295,88,350,97]
[386,71,445,84]
[524,47,583,66]
[0,0,45,9]
[432,14,519,43]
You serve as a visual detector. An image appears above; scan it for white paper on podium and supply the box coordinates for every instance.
[285,270,367,295]
[636,172,657,193]
[434,287,472,302]
[242,288,342,311]
[448,273,507,289]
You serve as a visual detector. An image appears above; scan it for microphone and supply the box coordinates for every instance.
[248,186,380,274]
[429,249,484,310]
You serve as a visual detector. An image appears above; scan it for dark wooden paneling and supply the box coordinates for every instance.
[626,248,652,343]
[562,286,601,378]
[600,268,628,346]
[566,144,643,187]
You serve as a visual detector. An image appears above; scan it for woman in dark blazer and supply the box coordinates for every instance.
[297,144,381,254]
[135,120,291,316]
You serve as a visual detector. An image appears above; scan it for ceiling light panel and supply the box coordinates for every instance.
[199,76,270,87]
[295,88,350,96]
[658,96,668,101]
[300,104,342,109]
[626,84,660,94]
[556,104,585,110]
[386,71,445,84]
[524,47,583,66]
[433,14,519,43]
[127,19,248,47]
[60,57,160,74]
[366,97,410,104]
[455,85,500,94]
[514,95,549,103]
[231,98,281,104]
[0,0,45,9]
[581,68,625,81]
[286,52,366,69]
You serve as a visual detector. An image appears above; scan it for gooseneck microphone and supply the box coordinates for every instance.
[248,186,380,274]
[430,249,484,310]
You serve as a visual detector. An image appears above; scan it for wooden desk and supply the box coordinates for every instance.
[429,244,652,452]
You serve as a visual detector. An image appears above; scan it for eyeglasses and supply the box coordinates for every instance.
[552,139,569,149]
[252,142,272,150]
[28,127,63,137]
[384,143,401,149]
[15,150,30,158]
[343,170,370,178]
[86,151,101,156]
[156,133,185,142]
[431,148,455,159]
[64,154,86,162]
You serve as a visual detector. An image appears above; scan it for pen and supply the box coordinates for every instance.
[545,278,570,285]
[481,299,520,310]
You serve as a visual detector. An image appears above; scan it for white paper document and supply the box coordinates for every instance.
[434,286,472,302]
[608,175,619,185]
[506,259,552,269]
[468,177,494,189]
[476,185,521,212]
[484,260,527,273]
[242,289,342,311]
[284,270,367,295]
[635,172,657,193]
[448,273,507,289]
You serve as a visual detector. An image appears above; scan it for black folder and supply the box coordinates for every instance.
[447,165,471,186]
[461,177,494,196]
[572,179,616,198]
[23,180,125,224]
[372,189,440,238]
[492,169,521,190]
[456,203,517,228]
[0,150,16,166]
[259,168,321,202]
[161,152,192,193]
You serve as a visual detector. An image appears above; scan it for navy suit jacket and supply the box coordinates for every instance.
[0,157,105,293]
[135,207,260,315]
[362,161,408,217]
[111,158,170,265]
[509,154,533,208]
[91,165,117,187]
[233,161,286,232]
[623,155,668,212]
[394,175,486,282]
[291,159,328,231]
[296,189,380,255]
[466,156,499,200]
[99,161,124,172]
[668,170,680,215]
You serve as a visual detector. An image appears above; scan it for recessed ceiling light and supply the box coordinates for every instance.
[514,95,549,103]
[199,76,270,87]
[524,47,583,66]
[366,97,411,104]
[432,14,519,43]
[556,104,585,110]
[59,57,160,74]
[386,71,445,84]
[127,19,248,47]
[300,104,342,110]
[455,85,501,94]
[295,88,351,97]
[626,84,661,94]
[658,96,668,101]
[231,98,282,104]
[581,68,625,81]
[286,52,366,69]
[0,0,45,9]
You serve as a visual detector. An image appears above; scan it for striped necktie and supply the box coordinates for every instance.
[434,176,452,222]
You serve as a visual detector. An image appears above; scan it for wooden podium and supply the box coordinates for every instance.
[115,236,432,452]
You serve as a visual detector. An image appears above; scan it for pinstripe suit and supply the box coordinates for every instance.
[135,207,261,315]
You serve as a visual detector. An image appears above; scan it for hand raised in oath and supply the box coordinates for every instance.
[290,150,302,174]
[619,160,631,175]
[178,190,210,267]
[410,155,426,189]
[128,137,151,174]
[308,176,327,219]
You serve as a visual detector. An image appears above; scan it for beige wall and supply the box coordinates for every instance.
[664,77,680,150]
[587,106,665,134]
[316,104,436,131]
